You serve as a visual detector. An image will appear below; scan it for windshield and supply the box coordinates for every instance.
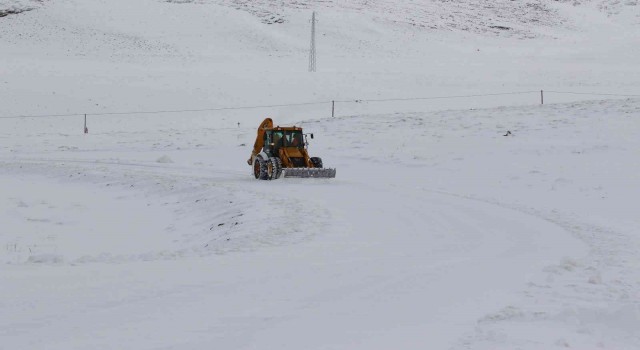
[268,130,303,149]
[272,131,284,147]
[285,130,303,148]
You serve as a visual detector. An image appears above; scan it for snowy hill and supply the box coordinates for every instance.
[184,0,567,37]
[2,1,640,349]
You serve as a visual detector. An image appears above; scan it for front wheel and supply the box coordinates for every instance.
[269,157,283,180]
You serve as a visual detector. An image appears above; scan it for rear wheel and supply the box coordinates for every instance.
[253,155,269,180]
[310,157,323,168]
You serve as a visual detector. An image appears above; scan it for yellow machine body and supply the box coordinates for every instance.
[247,118,336,179]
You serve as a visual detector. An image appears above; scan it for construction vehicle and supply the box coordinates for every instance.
[247,118,336,180]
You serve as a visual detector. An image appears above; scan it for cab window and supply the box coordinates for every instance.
[273,131,285,147]
[285,131,303,148]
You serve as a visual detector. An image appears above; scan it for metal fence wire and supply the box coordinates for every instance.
[1,90,638,120]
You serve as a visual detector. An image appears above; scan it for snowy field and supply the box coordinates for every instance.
[2,0,640,349]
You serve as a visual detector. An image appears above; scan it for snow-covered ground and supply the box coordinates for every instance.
[2,1,640,349]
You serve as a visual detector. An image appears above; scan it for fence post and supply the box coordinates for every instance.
[332,100,335,118]
[84,114,88,134]
[541,90,544,105]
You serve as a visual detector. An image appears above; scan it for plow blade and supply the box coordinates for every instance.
[283,168,336,178]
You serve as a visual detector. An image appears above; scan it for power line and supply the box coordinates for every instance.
[545,90,640,97]
[0,101,329,119]
[90,101,328,116]
[1,90,638,120]
[333,91,541,103]
[0,112,86,119]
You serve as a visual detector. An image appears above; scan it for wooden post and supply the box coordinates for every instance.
[332,100,335,118]
[541,90,544,105]
[84,114,88,134]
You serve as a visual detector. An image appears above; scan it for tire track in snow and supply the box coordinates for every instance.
[0,157,334,264]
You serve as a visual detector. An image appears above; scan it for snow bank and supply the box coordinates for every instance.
[0,0,41,16]
[27,254,64,264]
[156,155,174,163]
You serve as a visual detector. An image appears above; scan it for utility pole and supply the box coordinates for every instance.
[308,11,317,72]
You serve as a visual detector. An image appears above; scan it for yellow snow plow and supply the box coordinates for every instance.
[247,118,336,180]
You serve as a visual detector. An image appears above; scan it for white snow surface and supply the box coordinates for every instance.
[2,1,640,349]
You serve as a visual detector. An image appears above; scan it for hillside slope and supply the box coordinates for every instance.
[1,0,639,121]
[173,0,640,37]
[1,1,640,349]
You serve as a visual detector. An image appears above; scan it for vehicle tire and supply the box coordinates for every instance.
[253,155,269,180]
[310,157,323,168]
[269,157,283,180]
